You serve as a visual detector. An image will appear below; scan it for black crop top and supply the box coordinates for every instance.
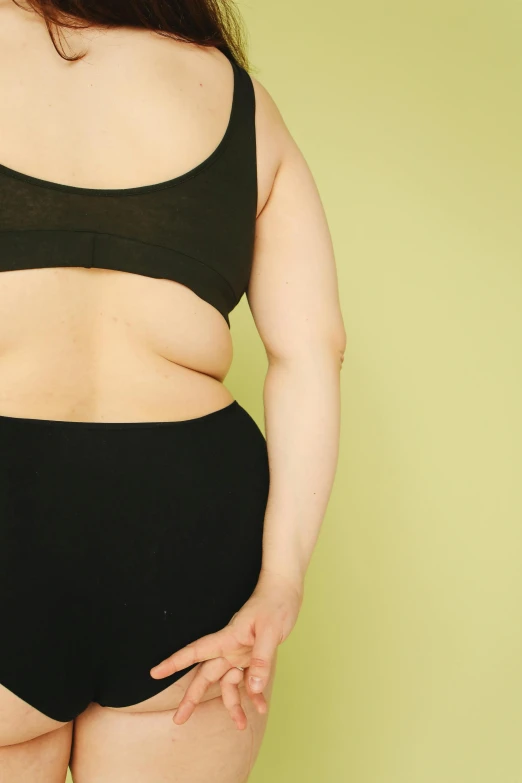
[0,50,257,328]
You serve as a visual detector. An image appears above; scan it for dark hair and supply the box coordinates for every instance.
[12,0,252,70]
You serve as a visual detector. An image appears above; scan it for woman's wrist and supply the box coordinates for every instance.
[257,565,306,600]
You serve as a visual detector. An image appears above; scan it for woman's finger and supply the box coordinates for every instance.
[172,657,231,725]
[245,680,268,715]
[150,626,242,678]
[246,619,281,695]
[220,666,248,730]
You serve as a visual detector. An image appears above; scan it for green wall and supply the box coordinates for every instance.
[241,1,522,781]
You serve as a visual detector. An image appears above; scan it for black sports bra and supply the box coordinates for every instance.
[0,50,257,329]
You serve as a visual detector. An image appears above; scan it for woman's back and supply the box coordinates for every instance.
[0,2,281,422]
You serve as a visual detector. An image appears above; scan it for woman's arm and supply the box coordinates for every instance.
[150,78,346,726]
[247,80,346,597]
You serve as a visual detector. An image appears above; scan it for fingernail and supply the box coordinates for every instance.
[249,676,263,692]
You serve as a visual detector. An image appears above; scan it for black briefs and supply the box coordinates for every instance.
[0,400,269,723]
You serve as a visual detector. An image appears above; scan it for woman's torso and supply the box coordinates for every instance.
[0,5,278,421]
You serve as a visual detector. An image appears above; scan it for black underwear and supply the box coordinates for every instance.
[0,400,269,722]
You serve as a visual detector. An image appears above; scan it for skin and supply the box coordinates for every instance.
[0,2,346,781]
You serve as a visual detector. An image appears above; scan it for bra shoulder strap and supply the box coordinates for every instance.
[221,49,257,152]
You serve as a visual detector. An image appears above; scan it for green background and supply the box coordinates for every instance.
[68,0,522,780]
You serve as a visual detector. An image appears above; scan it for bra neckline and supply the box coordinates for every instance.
[0,51,240,198]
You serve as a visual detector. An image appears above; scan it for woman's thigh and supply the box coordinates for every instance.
[0,684,72,783]
[70,653,277,783]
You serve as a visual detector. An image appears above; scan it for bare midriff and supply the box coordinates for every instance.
[0,266,235,423]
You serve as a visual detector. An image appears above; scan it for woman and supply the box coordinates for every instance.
[0,0,346,781]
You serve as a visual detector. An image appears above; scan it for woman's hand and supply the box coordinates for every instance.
[149,569,304,730]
